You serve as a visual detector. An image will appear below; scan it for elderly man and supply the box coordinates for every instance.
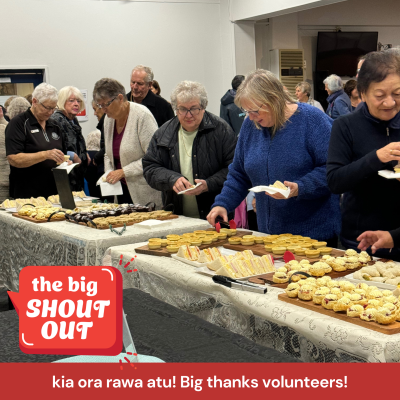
[126,65,174,127]
[142,81,237,220]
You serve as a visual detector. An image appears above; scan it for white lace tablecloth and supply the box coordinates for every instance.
[0,211,210,292]
[104,242,400,363]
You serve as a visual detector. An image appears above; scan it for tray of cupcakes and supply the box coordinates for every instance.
[248,249,371,289]
[223,233,343,262]
[278,274,400,334]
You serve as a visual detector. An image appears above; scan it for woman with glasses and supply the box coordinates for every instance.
[207,70,341,243]
[92,78,162,206]
[5,83,69,198]
[50,86,89,191]
[143,80,237,219]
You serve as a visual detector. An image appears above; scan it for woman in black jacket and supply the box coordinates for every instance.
[327,50,400,260]
[50,86,89,191]
[142,80,237,220]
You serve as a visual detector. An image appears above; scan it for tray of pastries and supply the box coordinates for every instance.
[135,228,244,257]
[249,249,371,288]
[223,233,344,262]
[352,260,400,287]
[13,205,71,223]
[279,276,400,334]
[1,197,53,211]
[65,203,178,229]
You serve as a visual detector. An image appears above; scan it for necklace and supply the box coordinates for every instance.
[179,129,192,158]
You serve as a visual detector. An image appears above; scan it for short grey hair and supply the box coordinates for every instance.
[32,83,58,103]
[170,81,208,111]
[295,81,311,97]
[93,78,127,102]
[7,97,31,119]
[131,65,154,83]
[323,74,343,93]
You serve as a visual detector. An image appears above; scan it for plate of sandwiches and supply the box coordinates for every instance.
[171,245,276,279]
[249,180,290,198]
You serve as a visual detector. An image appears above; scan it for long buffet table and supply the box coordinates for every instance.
[103,240,400,363]
[0,211,210,292]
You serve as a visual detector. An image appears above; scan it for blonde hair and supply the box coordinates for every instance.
[57,86,85,113]
[235,69,295,135]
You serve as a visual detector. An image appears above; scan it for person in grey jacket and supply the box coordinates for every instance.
[324,74,351,119]
[220,75,245,135]
[143,81,237,220]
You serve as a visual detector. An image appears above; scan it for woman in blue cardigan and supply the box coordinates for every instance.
[207,69,341,244]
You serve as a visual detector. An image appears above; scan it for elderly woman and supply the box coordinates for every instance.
[143,81,237,219]
[93,78,161,206]
[5,83,67,198]
[324,74,351,119]
[344,79,362,111]
[295,82,324,112]
[0,97,31,201]
[50,86,88,191]
[327,50,400,261]
[207,70,341,243]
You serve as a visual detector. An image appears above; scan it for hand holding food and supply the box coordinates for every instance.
[357,230,394,253]
[173,176,193,194]
[45,149,65,165]
[376,142,400,163]
[266,180,298,199]
[185,179,208,196]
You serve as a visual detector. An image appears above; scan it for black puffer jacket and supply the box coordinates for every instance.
[142,111,237,219]
[220,89,245,135]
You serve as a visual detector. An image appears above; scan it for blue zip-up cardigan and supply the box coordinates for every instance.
[212,103,341,240]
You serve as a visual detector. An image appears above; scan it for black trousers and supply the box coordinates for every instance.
[116,182,133,204]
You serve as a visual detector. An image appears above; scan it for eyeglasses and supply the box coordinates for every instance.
[176,107,202,116]
[67,99,82,104]
[39,102,58,112]
[96,97,117,109]
[240,104,265,116]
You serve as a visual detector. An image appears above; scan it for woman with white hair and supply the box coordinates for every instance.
[207,70,341,243]
[143,80,237,219]
[5,83,68,198]
[295,82,324,112]
[93,77,162,206]
[324,74,351,119]
[50,86,88,191]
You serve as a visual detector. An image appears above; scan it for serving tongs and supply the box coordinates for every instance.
[215,216,236,233]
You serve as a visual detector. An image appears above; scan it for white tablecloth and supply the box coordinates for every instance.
[104,242,400,363]
[0,211,210,292]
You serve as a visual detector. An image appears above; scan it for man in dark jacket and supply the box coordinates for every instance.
[126,64,174,127]
[143,81,237,220]
[220,75,245,135]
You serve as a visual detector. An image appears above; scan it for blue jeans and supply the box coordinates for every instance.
[340,235,400,262]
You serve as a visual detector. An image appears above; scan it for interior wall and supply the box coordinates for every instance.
[1,0,234,136]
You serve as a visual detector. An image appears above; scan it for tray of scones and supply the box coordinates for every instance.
[279,276,400,333]
[249,249,371,288]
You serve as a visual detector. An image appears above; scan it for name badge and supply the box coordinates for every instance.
[31,129,39,133]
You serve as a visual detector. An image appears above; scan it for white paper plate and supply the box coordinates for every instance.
[249,185,290,198]
[171,254,207,268]
[378,170,400,179]
[178,182,202,195]
[134,219,172,229]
